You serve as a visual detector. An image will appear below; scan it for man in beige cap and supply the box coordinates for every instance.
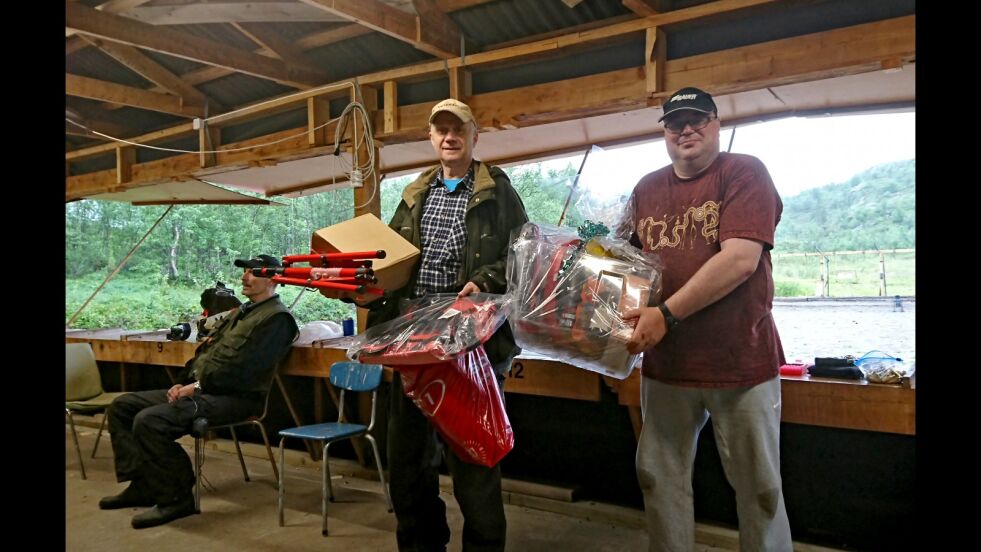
[364,98,527,551]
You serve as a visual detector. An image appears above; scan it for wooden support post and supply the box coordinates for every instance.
[307,96,330,147]
[352,88,385,461]
[313,376,323,424]
[119,362,127,391]
[645,26,666,104]
[116,144,135,184]
[822,256,831,297]
[448,66,471,101]
[353,84,383,336]
[383,80,399,134]
[879,252,888,296]
[361,85,379,112]
[198,123,220,168]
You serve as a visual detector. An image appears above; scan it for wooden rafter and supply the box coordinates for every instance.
[65,2,493,56]
[119,2,348,25]
[232,22,324,76]
[66,114,129,140]
[66,2,326,88]
[412,0,462,59]
[80,36,222,112]
[68,0,795,152]
[69,2,492,105]
[66,15,915,201]
[299,0,459,58]
[96,0,154,12]
[97,23,371,115]
[66,0,152,37]
[66,73,202,118]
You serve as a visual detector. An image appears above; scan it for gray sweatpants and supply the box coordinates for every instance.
[636,376,792,552]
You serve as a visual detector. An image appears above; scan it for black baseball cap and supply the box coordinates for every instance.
[233,254,282,269]
[658,87,718,122]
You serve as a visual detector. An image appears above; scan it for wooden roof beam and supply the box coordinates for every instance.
[66,73,202,118]
[113,2,348,25]
[80,36,223,112]
[412,0,463,58]
[70,2,491,96]
[66,117,129,140]
[66,0,152,37]
[66,15,915,200]
[66,2,327,88]
[299,0,459,58]
[232,22,325,77]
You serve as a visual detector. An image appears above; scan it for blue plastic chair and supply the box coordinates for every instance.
[277,362,392,535]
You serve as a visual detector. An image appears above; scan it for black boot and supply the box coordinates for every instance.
[131,494,196,529]
[99,480,155,510]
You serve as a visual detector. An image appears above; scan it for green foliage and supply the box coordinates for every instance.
[381,174,414,223]
[774,280,811,297]
[775,159,915,252]
[66,273,356,330]
[504,163,587,226]
[771,251,914,297]
[67,274,203,330]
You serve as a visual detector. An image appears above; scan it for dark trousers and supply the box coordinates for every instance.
[387,360,510,552]
[107,389,259,504]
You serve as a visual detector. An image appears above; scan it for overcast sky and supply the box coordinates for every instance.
[544,111,916,201]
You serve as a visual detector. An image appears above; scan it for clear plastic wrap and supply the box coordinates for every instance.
[507,222,663,379]
[398,345,513,467]
[347,293,510,365]
[854,350,914,384]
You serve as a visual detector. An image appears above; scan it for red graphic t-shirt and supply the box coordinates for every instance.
[626,152,785,387]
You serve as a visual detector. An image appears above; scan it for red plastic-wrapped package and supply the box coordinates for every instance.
[397,346,513,467]
[351,293,508,366]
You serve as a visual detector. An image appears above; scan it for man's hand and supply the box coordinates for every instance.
[623,306,668,354]
[457,281,480,298]
[167,383,196,404]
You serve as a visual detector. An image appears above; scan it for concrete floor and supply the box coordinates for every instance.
[66,415,839,552]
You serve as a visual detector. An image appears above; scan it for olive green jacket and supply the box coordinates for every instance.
[190,295,298,400]
[366,160,529,366]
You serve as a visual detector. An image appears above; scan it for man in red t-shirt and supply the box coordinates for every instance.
[618,87,792,551]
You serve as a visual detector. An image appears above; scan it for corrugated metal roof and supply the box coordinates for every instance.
[66,96,184,137]
[66,0,916,198]
[665,0,916,59]
[141,50,206,76]
[168,23,259,51]
[248,21,342,42]
[197,72,295,112]
[453,0,632,48]
[67,46,155,89]
[305,32,434,82]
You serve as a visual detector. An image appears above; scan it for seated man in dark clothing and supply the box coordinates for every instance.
[99,254,299,529]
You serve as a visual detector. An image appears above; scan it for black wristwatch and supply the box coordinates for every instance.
[657,302,681,332]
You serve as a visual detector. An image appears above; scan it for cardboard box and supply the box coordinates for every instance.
[310,214,419,292]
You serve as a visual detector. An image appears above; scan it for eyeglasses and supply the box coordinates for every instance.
[663,113,716,133]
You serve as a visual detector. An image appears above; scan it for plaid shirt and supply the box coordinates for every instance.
[413,166,474,297]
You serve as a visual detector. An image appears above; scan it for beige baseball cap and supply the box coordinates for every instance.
[429,98,475,126]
